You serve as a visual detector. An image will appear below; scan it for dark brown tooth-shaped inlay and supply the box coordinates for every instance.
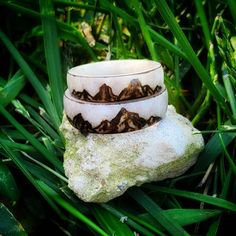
[67,108,161,134]
[72,79,162,102]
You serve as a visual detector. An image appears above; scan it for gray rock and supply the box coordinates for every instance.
[60,106,204,203]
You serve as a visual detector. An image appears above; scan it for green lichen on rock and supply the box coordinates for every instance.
[60,106,204,203]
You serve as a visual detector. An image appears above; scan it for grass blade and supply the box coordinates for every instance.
[0,139,35,153]
[0,142,63,217]
[133,0,158,61]
[0,29,60,128]
[129,188,190,236]
[194,0,211,47]
[155,0,232,120]
[146,185,236,211]
[206,217,221,236]
[92,205,134,236]
[26,106,61,141]
[0,161,19,201]
[139,209,221,227]
[0,70,26,107]
[228,0,236,25]
[219,134,236,176]
[57,21,98,61]
[38,181,109,236]
[193,131,236,172]
[0,203,27,236]
[0,104,63,172]
[222,63,236,117]
[39,0,64,117]
[149,27,187,60]
[0,1,98,61]
[101,203,156,236]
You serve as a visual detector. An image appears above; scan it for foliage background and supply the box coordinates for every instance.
[0,0,236,235]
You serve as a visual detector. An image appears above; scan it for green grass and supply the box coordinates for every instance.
[0,0,235,235]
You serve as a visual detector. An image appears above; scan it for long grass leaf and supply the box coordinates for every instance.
[219,134,236,176]
[129,188,190,236]
[54,0,106,12]
[194,0,211,47]
[149,27,187,60]
[100,204,156,236]
[0,29,61,128]
[92,205,134,236]
[228,0,236,25]
[1,1,184,60]
[38,181,109,236]
[222,63,236,117]
[139,209,221,227]
[155,0,232,120]
[26,106,60,141]
[0,161,19,201]
[0,138,35,153]
[19,93,43,109]
[0,1,98,61]
[0,104,63,172]
[116,207,166,235]
[0,70,26,107]
[146,185,236,211]
[57,21,98,61]
[0,142,63,217]
[0,203,27,236]
[39,0,64,117]
[193,132,236,172]
[133,0,158,60]
[21,152,67,183]
[0,1,40,18]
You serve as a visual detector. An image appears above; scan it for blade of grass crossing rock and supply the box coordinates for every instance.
[38,181,109,236]
[0,29,60,128]
[40,0,64,117]
[20,151,67,183]
[128,188,190,236]
[146,185,236,212]
[0,104,63,172]
[155,0,232,120]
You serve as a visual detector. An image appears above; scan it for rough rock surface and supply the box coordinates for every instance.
[60,106,204,203]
